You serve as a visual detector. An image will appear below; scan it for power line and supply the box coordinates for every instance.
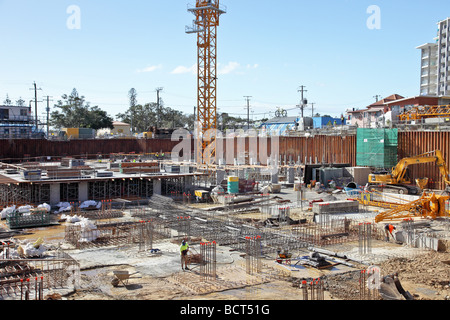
[297,85,308,118]
[44,96,53,137]
[244,96,252,130]
[29,82,42,131]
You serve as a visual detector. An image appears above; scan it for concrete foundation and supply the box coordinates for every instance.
[312,200,359,214]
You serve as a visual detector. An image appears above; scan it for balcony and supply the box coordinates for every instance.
[0,115,34,123]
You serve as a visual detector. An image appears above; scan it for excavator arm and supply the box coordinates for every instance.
[390,150,450,186]
[391,150,448,183]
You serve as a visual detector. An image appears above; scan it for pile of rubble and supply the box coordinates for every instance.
[379,251,450,299]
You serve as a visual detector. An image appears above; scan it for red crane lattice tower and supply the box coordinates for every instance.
[186,0,226,166]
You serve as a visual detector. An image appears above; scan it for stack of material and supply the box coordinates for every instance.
[61,157,85,168]
[297,252,333,269]
[239,179,257,193]
[47,169,82,179]
[119,162,160,174]
[312,200,359,214]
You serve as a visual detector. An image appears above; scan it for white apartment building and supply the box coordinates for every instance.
[417,17,450,96]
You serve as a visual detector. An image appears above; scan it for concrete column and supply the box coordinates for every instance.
[271,172,279,184]
[288,167,295,184]
[153,179,162,195]
[79,181,89,203]
[216,170,225,185]
[50,183,61,205]
[185,176,193,190]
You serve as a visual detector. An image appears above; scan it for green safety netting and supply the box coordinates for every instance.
[356,128,398,169]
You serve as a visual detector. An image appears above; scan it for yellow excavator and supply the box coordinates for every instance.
[367,150,450,195]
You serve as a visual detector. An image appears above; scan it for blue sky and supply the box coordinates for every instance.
[0,0,449,121]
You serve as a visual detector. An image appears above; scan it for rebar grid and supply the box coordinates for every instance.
[200,241,217,281]
[64,219,170,249]
[0,250,80,300]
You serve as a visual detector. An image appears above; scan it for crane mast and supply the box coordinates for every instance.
[186,0,226,166]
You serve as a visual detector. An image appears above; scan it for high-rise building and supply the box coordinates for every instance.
[417,17,450,96]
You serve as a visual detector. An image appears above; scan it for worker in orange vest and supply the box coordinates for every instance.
[384,224,396,242]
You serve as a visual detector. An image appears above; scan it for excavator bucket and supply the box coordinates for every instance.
[379,275,414,300]
[415,178,429,191]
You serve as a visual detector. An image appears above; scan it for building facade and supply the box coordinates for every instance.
[417,17,450,96]
[0,104,34,138]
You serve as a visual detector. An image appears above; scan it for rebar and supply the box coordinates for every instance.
[245,236,262,275]
[200,241,217,281]
[301,278,324,300]
[0,250,80,300]
[358,222,372,256]
[359,268,380,300]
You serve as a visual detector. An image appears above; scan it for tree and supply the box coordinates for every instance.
[116,103,158,133]
[3,94,11,105]
[16,97,25,107]
[128,88,138,133]
[117,99,194,132]
[50,88,114,130]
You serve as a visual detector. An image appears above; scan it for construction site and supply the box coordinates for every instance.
[1,130,450,302]
[1,1,450,304]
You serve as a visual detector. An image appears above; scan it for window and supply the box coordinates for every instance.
[20,109,28,117]
[0,109,9,120]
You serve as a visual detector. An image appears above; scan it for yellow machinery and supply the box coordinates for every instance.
[375,192,449,223]
[368,150,450,195]
[195,190,210,203]
[142,132,153,139]
[398,105,450,122]
[186,1,226,167]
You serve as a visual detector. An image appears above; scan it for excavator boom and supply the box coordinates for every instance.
[369,150,450,194]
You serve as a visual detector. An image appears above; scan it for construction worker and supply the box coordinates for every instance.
[384,224,396,241]
[180,239,190,271]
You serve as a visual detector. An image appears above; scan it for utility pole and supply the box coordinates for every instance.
[244,96,252,130]
[30,82,42,131]
[297,86,308,118]
[156,87,163,128]
[374,95,381,102]
[311,103,315,118]
[44,96,53,138]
